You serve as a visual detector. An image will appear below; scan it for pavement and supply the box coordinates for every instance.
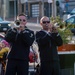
[27,22,41,27]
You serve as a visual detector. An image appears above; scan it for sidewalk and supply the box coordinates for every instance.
[27,22,41,27]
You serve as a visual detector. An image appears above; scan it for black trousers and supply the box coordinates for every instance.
[40,61,61,75]
[5,59,29,75]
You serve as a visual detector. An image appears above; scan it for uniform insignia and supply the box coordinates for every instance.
[30,33,33,37]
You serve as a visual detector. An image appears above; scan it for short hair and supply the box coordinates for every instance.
[17,13,27,20]
[18,13,27,17]
[40,16,49,23]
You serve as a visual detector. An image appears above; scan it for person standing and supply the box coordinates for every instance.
[0,40,10,58]
[4,13,35,75]
[35,16,63,75]
[0,40,10,75]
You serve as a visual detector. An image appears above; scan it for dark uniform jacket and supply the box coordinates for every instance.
[4,28,35,61]
[36,30,63,62]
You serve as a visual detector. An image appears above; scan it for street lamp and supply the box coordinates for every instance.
[42,0,44,16]
[52,0,56,17]
[21,0,28,18]
[14,0,17,21]
[48,0,52,18]
[25,0,28,18]
[2,0,6,20]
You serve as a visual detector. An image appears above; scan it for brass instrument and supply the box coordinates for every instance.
[14,20,20,28]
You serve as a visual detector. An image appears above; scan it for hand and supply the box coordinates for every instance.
[48,23,53,32]
[51,26,58,33]
[15,25,25,32]
[19,25,25,31]
[12,28,18,33]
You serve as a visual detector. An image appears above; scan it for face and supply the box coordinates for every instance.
[18,15,27,27]
[40,17,50,31]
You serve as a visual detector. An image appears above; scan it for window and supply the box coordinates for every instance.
[31,4,39,17]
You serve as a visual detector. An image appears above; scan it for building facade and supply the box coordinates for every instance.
[0,0,75,20]
[0,0,55,20]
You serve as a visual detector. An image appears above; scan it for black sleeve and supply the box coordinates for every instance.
[36,31,50,46]
[4,28,18,43]
[21,29,35,46]
[36,31,63,46]
[50,33,63,46]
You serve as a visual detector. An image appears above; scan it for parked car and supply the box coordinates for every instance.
[65,15,75,35]
[0,17,11,33]
[68,8,75,16]
[0,17,3,21]
[65,15,75,25]
[54,15,75,27]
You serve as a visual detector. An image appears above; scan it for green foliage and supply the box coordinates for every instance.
[58,26,73,44]
[50,16,74,44]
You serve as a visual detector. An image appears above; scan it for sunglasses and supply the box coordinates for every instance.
[19,19,26,22]
[42,21,50,24]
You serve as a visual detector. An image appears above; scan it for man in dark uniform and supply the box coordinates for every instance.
[5,13,35,75]
[35,16,63,75]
